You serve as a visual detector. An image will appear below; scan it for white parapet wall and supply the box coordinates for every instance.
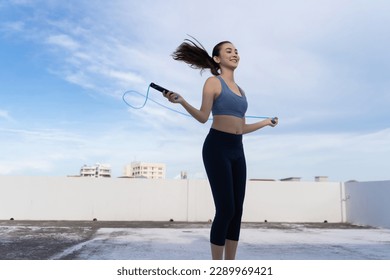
[243,180,344,223]
[345,180,390,228]
[0,176,343,222]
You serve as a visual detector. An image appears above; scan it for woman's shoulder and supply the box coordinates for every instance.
[204,75,222,86]
[204,76,222,95]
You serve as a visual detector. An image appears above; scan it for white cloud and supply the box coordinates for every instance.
[45,34,80,51]
[0,160,52,175]
[0,110,13,121]
[0,128,84,143]
[0,21,25,33]
[0,127,87,175]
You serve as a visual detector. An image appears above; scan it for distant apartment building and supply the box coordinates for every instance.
[80,163,111,178]
[123,162,166,179]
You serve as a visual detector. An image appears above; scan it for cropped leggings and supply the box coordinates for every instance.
[202,128,247,246]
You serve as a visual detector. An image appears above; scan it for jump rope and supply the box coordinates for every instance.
[122,82,277,123]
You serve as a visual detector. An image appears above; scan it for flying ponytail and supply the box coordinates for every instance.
[172,37,230,76]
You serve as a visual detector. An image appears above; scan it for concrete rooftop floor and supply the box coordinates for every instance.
[1,220,390,260]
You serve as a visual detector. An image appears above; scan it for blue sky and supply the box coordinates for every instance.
[0,0,389,181]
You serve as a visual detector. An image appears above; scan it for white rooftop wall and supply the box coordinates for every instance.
[0,176,344,222]
[345,180,390,228]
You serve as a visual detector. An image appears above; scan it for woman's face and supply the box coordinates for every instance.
[214,42,240,70]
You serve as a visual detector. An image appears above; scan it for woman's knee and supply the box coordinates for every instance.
[216,204,235,222]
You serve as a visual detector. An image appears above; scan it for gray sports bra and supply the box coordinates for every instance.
[212,76,248,118]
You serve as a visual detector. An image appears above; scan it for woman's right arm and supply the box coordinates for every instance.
[165,77,220,124]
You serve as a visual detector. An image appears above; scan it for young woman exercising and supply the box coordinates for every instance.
[163,38,278,260]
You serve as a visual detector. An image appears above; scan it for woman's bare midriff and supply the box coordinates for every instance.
[211,115,245,135]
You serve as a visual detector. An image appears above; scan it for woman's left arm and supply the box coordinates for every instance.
[243,118,278,134]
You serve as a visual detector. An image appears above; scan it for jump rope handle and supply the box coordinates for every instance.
[150,82,178,100]
[271,117,278,125]
[150,82,169,93]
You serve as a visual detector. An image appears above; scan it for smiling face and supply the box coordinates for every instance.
[213,42,240,71]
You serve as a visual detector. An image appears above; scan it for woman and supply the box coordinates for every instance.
[163,38,278,260]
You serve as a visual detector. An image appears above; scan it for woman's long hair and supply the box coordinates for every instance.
[172,36,231,76]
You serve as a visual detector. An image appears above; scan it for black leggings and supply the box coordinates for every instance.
[202,128,247,246]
